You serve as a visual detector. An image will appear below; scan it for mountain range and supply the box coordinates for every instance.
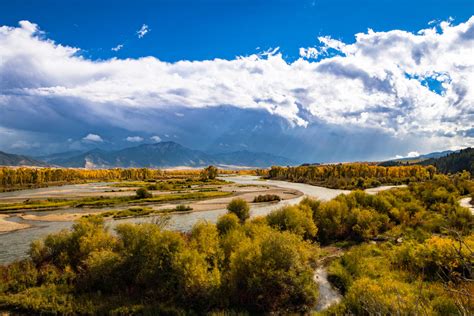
[3,144,471,171]
[0,151,47,167]
[0,142,295,168]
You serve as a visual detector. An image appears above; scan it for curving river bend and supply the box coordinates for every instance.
[0,176,356,264]
[0,176,403,310]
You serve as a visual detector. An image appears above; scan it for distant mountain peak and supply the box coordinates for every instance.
[35,141,294,169]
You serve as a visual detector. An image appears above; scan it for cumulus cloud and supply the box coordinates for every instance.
[111,44,123,51]
[82,134,103,142]
[0,17,473,153]
[126,136,143,142]
[150,135,161,142]
[136,24,149,38]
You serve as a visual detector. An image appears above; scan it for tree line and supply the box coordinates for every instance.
[267,163,437,189]
[0,166,244,191]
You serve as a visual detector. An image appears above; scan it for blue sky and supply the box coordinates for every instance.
[2,0,471,61]
[0,0,473,162]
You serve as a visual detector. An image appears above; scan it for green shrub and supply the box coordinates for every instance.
[266,205,317,239]
[228,230,318,312]
[175,204,192,212]
[146,184,158,190]
[327,261,352,294]
[216,213,240,235]
[135,187,152,199]
[345,277,424,315]
[0,260,38,293]
[252,194,281,203]
[226,198,250,222]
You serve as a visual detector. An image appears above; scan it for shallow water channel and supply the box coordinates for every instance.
[0,176,352,264]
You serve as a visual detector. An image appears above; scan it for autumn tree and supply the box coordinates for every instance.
[200,165,218,180]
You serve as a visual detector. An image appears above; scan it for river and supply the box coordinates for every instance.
[0,175,403,311]
[0,176,353,264]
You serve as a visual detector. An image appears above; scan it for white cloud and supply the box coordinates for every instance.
[394,151,422,159]
[18,20,38,34]
[317,35,349,55]
[137,24,149,38]
[406,151,420,158]
[299,47,319,59]
[0,17,473,149]
[126,136,143,142]
[394,151,420,159]
[111,44,123,51]
[82,134,103,142]
[150,135,161,142]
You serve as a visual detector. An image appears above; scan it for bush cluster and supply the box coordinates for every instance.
[0,201,319,313]
[253,194,281,202]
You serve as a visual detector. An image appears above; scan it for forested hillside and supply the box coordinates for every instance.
[419,147,474,174]
[379,148,473,175]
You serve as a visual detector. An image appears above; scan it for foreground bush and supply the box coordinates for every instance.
[327,239,474,315]
[266,204,317,239]
[0,214,319,313]
[216,213,240,235]
[228,230,318,312]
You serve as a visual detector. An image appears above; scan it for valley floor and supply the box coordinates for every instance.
[0,179,301,234]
